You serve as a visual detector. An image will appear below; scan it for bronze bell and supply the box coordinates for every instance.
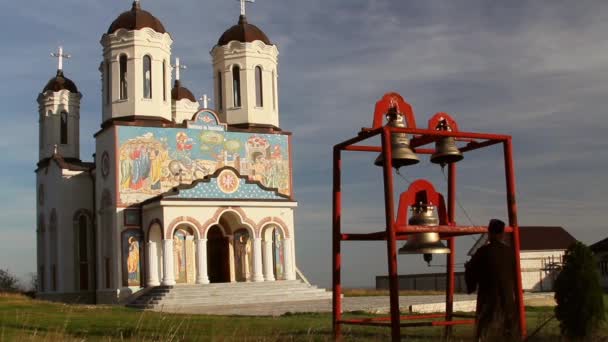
[399,203,450,262]
[430,119,463,166]
[374,108,419,169]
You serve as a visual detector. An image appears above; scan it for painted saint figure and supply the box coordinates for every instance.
[127,236,140,284]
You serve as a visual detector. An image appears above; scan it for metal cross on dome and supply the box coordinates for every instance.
[50,46,71,71]
[173,57,187,81]
[237,0,255,16]
[199,94,211,109]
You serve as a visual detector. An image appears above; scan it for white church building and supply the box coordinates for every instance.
[35,1,319,305]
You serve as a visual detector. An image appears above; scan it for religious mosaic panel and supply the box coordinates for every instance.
[116,111,291,205]
[122,230,143,286]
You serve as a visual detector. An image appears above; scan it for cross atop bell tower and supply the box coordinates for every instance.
[238,0,255,16]
[50,46,71,71]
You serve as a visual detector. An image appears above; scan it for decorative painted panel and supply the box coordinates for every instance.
[122,230,143,287]
[168,168,287,200]
[117,111,290,205]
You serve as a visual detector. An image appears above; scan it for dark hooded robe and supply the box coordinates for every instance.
[465,239,518,340]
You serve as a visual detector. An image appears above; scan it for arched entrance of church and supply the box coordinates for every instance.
[262,225,286,281]
[207,225,230,283]
[173,225,197,284]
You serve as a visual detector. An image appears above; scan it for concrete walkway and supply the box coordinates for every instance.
[152,293,554,316]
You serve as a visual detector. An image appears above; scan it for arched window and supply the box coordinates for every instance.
[143,55,152,99]
[105,60,111,104]
[163,60,167,101]
[255,66,263,107]
[60,111,68,145]
[272,70,277,111]
[232,65,241,107]
[217,71,223,110]
[119,54,128,100]
[78,215,89,290]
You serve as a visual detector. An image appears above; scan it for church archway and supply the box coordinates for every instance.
[261,224,286,281]
[206,225,230,283]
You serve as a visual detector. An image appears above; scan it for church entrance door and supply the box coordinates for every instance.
[207,225,230,283]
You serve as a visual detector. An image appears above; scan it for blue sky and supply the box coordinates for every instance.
[1,0,607,288]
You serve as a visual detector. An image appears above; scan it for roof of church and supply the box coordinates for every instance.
[37,153,94,172]
[107,1,166,35]
[42,70,79,94]
[171,80,196,102]
[218,15,272,46]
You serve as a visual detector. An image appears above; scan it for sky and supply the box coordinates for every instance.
[1,0,607,288]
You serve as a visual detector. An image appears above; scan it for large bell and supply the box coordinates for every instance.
[374,108,419,169]
[399,203,450,259]
[430,119,463,166]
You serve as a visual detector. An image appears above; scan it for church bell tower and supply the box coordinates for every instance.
[37,46,81,161]
[100,1,173,123]
[211,0,280,130]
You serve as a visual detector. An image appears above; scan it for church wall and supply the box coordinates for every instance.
[520,250,566,292]
[36,161,93,298]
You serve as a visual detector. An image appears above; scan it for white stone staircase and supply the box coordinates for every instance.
[126,280,332,313]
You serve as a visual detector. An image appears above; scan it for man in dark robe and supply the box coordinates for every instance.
[465,219,518,341]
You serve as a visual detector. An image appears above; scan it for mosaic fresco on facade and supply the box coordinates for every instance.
[122,230,142,287]
[116,112,291,205]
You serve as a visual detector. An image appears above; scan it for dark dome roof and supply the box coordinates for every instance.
[43,70,79,93]
[218,15,271,46]
[107,1,166,35]
[171,80,196,102]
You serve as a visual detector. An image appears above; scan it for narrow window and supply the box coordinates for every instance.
[143,55,152,99]
[163,60,167,101]
[105,60,111,104]
[232,65,241,107]
[119,55,128,100]
[272,70,276,111]
[217,71,223,110]
[60,111,68,145]
[78,215,89,290]
[255,66,263,107]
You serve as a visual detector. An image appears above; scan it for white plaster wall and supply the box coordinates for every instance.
[211,41,279,128]
[101,28,173,123]
[36,162,93,294]
[172,98,199,123]
[520,250,565,291]
[37,90,82,160]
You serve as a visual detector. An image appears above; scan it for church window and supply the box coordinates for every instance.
[119,54,128,100]
[77,214,89,290]
[105,60,111,104]
[217,71,223,110]
[272,70,276,111]
[232,65,241,107]
[255,66,263,107]
[163,60,167,101]
[143,55,152,99]
[60,111,68,145]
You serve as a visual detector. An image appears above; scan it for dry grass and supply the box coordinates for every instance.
[342,288,444,297]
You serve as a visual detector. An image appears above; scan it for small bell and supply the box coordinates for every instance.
[399,202,450,257]
[375,108,419,169]
[430,119,463,166]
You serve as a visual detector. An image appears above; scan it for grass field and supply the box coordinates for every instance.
[0,293,606,341]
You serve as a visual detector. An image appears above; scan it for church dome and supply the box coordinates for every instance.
[171,80,196,102]
[43,70,79,94]
[107,1,166,35]
[218,15,271,46]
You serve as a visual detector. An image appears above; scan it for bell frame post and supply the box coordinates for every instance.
[331,93,526,341]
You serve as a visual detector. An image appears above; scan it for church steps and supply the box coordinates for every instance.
[127,280,331,311]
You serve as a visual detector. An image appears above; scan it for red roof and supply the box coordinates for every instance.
[518,226,577,251]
